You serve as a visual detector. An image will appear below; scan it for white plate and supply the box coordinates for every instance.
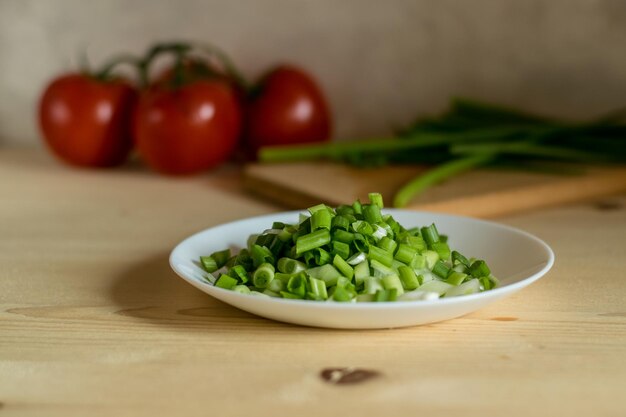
[170,210,554,329]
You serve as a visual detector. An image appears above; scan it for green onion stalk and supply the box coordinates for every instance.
[259,98,626,207]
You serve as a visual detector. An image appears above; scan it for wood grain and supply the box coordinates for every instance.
[1,148,626,417]
[244,162,626,217]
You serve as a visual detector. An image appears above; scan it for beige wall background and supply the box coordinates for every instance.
[1,0,625,146]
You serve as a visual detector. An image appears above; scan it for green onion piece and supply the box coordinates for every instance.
[333,229,355,243]
[352,233,369,252]
[308,203,331,214]
[374,288,397,302]
[308,277,328,300]
[307,264,341,286]
[333,254,355,279]
[367,246,393,268]
[331,215,350,231]
[311,208,332,231]
[272,221,286,229]
[277,226,295,242]
[352,220,374,236]
[252,263,275,288]
[267,278,284,293]
[421,224,440,247]
[432,260,451,279]
[335,205,355,216]
[377,236,397,254]
[267,237,284,257]
[234,249,253,271]
[277,257,306,274]
[470,260,491,277]
[431,241,451,261]
[362,204,383,224]
[452,251,470,267]
[333,286,353,302]
[280,291,303,299]
[403,235,426,252]
[251,244,274,268]
[228,265,249,283]
[296,229,331,255]
[445,279,481,297]
[275,272,293,284]
[480,276,492,290]
[418,280,453,295]
[254,233,274,248]
[382,274,404,296]
[446,271,467,286]
[364,276,384,294]
[393,153,495,208]
[370,259,395,277]
[356,293,375,302]
[410,254,426,269]
[200,256,218,273]
[369,192,384,209]
[423,250,440,269]
[353,261,370,285]
[312,248,331,265]
[394,243,417,264]
[352,200,362,215]
[200,247,232,273]
[287,272,307,297]
[331,241,351,260]
[346,252,366,265]
[398,265,420,290]
[385,216,401,234]
[215,274,238,290]
[233,285,251,294]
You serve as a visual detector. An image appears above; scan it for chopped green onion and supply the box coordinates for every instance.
[233,285,251,294]
[446,271,467,286]
[252,263,275,288]
[307,264,341,286]
[287,272,307,297]
[368,192,384,208]
[398,265,420,290]
[277,257,306,274]
[296,229,331,255]
[331,215,350,231]
[308,277,329,300]
[333,254,354,280]
[331,241,351,260]
[394,243,417,264]
[251,244,274,268]
[333,229,355,243]
[470,260,491,277]
[362,204,382,224]
[432,260,451,279]
[381,274,404,296]
[228,265,249,283]
[377,236,398,254]
[421,224,440,247]
[215,274,238,290]
[367,246,393,268]
[206,194,497,302]
[431,242,451,261]
[311,208,332,230]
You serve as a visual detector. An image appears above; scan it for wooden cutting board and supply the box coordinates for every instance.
[244,162,626,218]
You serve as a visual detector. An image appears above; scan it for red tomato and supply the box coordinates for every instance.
[133,80,242,175]
[38,74,136,167]
[245,65,332,153]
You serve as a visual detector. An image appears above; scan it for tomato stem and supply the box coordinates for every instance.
[95,54,143,81]
[136,41,249,91]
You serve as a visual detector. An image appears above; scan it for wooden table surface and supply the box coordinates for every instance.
[1,148,625,417]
